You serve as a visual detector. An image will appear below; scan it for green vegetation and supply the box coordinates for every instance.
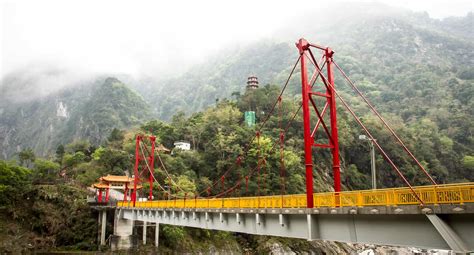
[0,77,153,159]
[0,159,96,252]
[0,5,472,253]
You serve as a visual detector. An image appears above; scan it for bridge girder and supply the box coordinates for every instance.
[117,207,474,253]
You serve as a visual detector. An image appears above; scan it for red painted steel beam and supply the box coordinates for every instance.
[98,188,103,203]
[297,39,343,207]
[124,183,128,202]
[311,103,329,138]
[297,38,315,208]
[314,143,334,148]
[149,136,156,200]
[105,188,110,202]
[326,47,342,193]
[310,91,330,98]
[132,135,141,207]
[309,43,327,51]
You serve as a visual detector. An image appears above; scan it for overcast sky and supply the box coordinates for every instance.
[1,0,472,80]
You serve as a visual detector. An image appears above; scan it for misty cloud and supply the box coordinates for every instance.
[0,64,95,103]
[1,0,472,83]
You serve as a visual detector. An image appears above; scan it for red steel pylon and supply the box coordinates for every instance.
[296,38,341,208]
[131,134,156,207]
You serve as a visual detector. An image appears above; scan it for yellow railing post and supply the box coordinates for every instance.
[357,192,362,207]
[392,190,398,206]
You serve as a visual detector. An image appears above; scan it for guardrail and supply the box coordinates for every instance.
[117,183,474,209]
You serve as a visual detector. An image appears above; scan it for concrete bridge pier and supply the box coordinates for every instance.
[96,211,101,245]
[155,222,159,247]
[96,209,107,246]
[147,211,160,247]
[100,210,107,245]
[142,221,147,244]
[110,209,137,251]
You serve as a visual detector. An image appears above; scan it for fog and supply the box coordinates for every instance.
[1,0,472,83]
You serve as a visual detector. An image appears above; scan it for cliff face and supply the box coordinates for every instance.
[0,77,153,159]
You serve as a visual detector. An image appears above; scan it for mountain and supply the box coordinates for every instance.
[143,4,473,150]
[146,6,472,119]
[0,76,152,158]
[1,3,472,161]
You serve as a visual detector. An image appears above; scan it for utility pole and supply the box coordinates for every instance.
[359,135,376,189]
[369,140,376,189]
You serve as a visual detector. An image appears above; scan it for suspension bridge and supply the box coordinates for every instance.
[92,38,474,252]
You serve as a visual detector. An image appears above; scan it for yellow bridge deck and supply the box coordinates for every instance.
[117,183,474,209]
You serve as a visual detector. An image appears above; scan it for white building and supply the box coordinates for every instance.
[174,141,191,151]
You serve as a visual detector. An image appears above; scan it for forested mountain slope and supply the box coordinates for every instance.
[148,6,472,122]
[141,6,473,184]
[0,77,152,158]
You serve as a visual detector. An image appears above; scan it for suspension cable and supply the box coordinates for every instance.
[203,54,328,199]
[310,59,424,204]
[278,96,286,195]
[196,55,301,197]
[333,61,437,185]
[139,143,172,194]
[154,147,186,193]
[214,54,327,198]
[139,141,185,199]
[200,53,325,198]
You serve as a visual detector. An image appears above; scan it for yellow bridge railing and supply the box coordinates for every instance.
[117,182,474,209]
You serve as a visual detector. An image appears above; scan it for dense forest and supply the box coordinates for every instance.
[1,80,473,251]
[0,3,472,252]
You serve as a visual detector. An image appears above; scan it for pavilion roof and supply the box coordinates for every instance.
[92,182,143,189]
[100,175,134,183]
[93,183,109,189]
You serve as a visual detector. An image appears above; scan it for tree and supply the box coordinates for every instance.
[141,120,176,148]
[175,175,196,197]
[66,140,91,155]
[97,148,131,175]
[463,156,474,170]
[18,148,35,167]
[33,159,60,183]
[108,128,125,143]
[62,152,86,168]
[0,160,31,205]
[91,147,106,161]
[55,144,65,163]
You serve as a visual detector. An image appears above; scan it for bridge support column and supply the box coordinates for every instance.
[110,209,137,251]
[143,221,147,245]
[279,214,287,227]
[306,214,319,241]
[100,210,107,246]
[97,211,101,245]
[155,223,159,247]
[256,213,261,225]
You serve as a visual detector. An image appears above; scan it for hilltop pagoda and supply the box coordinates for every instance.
[246,76,259,89]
